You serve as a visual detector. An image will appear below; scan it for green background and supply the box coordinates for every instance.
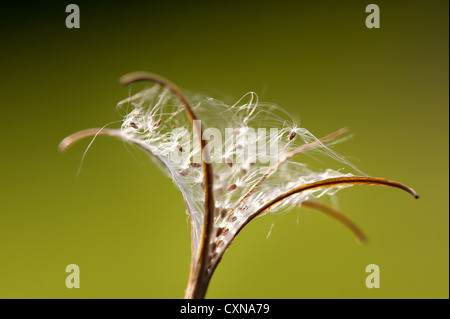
[0,1,447,298]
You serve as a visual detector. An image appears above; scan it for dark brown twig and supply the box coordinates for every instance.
[120,72,215,299]
[207,176,418,277]
[300,200,367,244]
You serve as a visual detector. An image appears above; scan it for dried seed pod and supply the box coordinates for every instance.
[59,71,418,300]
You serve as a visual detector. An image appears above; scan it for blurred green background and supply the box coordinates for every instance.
[0,0,447,298]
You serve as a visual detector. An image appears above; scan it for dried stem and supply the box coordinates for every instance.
[58,128,122,152]
[246,177,418,226]
[300,200,367,244]
[207,176,418,277]
[120,72,215,299]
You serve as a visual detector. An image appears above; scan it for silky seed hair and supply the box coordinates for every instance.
[115,83,366,259]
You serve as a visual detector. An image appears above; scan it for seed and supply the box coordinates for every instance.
[222,228,229,235]
[225,214,234,222]
[220,208,227,218]
[201,182,205,189]
[177,145,185,152]
[179,170,188,177]
[216,239,224,247]
[236,144,243,150]
[214,207,219,215]
[289,131,296,140]
[230,216,237,222]
[227,183,237,192]
[216,227,224,237]
[216,188,223,195]
[153,119,162,128]
[129,122,138,129]
[190,162,201,168]
[231,129,240,136]
[226,158,233,167]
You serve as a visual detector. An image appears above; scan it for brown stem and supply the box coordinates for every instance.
[207,176,418,278]
[300,200,367,244]
[58,128,122,152]
[120,72,215,299]
[245,177,418,227]
[58,127,171,169]
[59,127,208,297]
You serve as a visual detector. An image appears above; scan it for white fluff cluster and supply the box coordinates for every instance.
[117,84,358,259]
